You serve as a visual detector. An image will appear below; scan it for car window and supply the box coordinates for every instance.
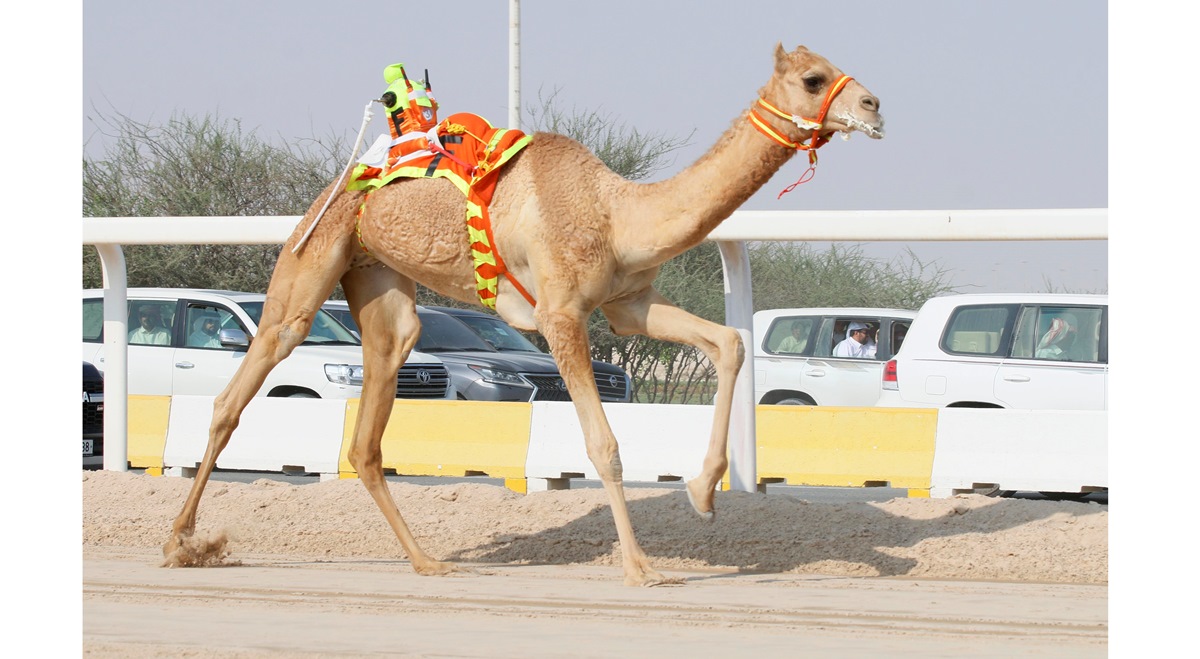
[83,298,104,342]
[415,312,494,352]
[811,318,836,357]
[1010,308,1039,359]
[829,317,880,360]
[1013,305,1104,363]
[890,320,911,355]
[327,308,358,333]
[456,315,543,352]
[183,304,243,349]
[307,309,360,343]
[764,317,814,355]
[941,305,1012,356]
[127,300,176,346]
[239,302,361,344]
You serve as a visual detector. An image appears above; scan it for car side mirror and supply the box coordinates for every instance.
[218,328,250,349]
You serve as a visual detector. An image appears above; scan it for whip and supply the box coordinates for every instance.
[292,100,377,253]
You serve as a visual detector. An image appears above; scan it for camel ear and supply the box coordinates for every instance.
[774,42,790,73]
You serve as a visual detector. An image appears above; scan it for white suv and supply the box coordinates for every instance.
[82,288,455,400]
[753,307,917,406]
[877,293,1108,410]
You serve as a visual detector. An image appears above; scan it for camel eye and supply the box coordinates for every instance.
[803,75,824,93]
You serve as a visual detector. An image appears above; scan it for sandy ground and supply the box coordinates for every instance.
[82,470,1108,656]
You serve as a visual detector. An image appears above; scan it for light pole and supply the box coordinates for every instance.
[509,0,521,130]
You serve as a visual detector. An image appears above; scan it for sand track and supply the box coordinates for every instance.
[83,470,1107,656]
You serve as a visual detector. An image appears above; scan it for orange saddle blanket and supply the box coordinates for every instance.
[347,112,534,308]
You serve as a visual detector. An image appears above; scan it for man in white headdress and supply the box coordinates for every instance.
[833,321,873,358]
[1036,314,1079,360]
[187,313,222,348]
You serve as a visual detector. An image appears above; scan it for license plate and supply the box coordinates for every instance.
[83,439,94,456]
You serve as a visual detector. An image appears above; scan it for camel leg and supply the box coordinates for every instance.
[340,263,456,576]
[602,288,745,520]
[163,238,352,566]
[536,305,673,586]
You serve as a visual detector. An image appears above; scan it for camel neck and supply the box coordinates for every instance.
[621,105,806,264]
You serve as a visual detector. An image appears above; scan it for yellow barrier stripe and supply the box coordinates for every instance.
[338,400,532,483]
[126,394,938,497]
[127,395,171,471]
[754,406,938,489]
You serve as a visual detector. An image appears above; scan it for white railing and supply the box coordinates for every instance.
[82,208,1108,490]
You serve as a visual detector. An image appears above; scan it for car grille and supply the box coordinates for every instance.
[83,377,104,457]
[83,379,104,435]
[396,364,451,399]
[595,372,629,401]
[524,374,571,401]
[523,373,628,402]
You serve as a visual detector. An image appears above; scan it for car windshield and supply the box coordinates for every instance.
[415,312,496,352]
[240,302,361,345]
[455,315,544,353]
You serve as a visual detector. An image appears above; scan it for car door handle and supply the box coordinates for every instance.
[1003,375,1030,382]
[808,369,826,378]
[175,362,196,369]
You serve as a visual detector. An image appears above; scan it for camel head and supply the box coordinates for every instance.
[761,43,885,142]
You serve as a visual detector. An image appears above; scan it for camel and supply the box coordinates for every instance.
[162,43,884,586]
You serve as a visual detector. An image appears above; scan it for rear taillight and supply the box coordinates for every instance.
[882,359,898,390]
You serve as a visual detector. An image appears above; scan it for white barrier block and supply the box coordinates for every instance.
[163,396,348,475]
[930,409,1107,496]
[526,401,714,483]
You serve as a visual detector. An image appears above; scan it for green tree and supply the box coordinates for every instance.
[749,242,954,312]
[82,111,345,290]
[525,87,695,181]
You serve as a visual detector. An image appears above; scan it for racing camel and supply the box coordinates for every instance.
[163,43,885,586]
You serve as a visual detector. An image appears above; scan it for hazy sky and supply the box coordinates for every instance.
[81,0,1107,294]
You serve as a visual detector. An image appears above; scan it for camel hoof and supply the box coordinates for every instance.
[685,480,716,522]
[413,559,460,577]
[161,530,231,567]
[624,570,684,587]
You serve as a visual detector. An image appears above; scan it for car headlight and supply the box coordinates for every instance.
[468,364,528,387]
[325,364,365,386]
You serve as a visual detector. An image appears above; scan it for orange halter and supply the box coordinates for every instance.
[748,74,853,197]
[748,74,854,164]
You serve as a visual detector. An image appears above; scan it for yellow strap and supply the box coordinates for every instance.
[748,110,801,149]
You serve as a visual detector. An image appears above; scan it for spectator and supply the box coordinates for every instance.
[775,321,807,353]
[893,325,908,352]
[129,306,171,345]
[1036,314,1078,360]
[833,321,872,358]
[864,327,879,359]
[188,314,222,348]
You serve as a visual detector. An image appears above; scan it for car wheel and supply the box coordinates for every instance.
[287,392,319,399]
[776,397,814,406]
